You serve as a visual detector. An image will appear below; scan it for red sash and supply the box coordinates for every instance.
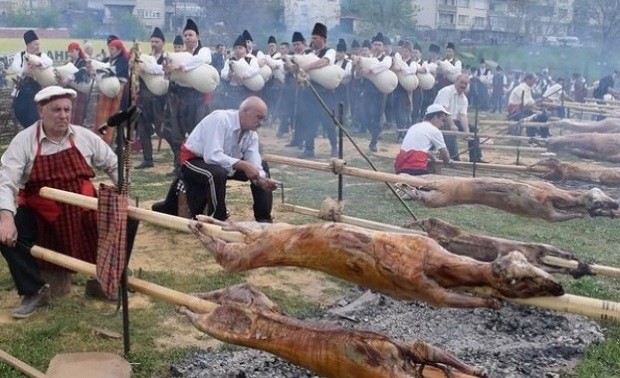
[394,150,429,173]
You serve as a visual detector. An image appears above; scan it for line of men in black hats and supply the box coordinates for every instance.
[9,19,475,169]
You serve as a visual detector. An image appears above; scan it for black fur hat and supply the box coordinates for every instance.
[312,22,327,38]
[173,35,183,46]
[23,30,38,45]
[150,27,165,42]
[336,38,346,52]
[184,18,199,35]
[292,31,305,43]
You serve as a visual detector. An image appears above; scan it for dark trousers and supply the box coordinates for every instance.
[138,90,166,163]
[445,120,467,161]
[298,86,337,153]
[394,86,411,132]
[181,158,273,222]
[12,80,41,127]
[0,207,45,296]
[410,88,424,123]
[164,86,207,167]
[364,85,384,147]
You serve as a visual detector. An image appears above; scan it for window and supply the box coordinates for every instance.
[439,12,455,26]
[474,17,485,27]
[441,0,455,6]
[558,8,568,18]
[472,0,486,9]
[458,0,469,7]
[458,15,469,25]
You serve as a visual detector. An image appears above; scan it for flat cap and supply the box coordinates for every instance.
[34,86,77,104]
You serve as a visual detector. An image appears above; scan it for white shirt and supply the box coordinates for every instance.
[509,82,535,107]
[400,121,446,152]
[543,83,565,102]
[183,109,266,178]
[434,85,468,117]
[442,58,462,75]
[335,57,352,82]
[182,45,212,71]
[10,50,53,78]
[142,51,165,75]
[310,47,336,65]
[371,53,392,74]
[0,123,118,214]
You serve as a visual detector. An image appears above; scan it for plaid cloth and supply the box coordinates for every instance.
[96,184,128,297]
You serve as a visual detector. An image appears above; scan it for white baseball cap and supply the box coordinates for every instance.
[34,86,77,104]
[425,103,451,116]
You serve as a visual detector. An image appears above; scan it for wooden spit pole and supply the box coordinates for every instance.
[0,349,46,378]
[38,187,620,321]
[26,244,474,378]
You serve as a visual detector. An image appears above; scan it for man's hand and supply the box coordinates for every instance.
[234,161,260,181]
[255,177,279,192]
[0,210,17,247]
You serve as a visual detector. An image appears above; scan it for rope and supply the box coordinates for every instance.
[329,158,346,175]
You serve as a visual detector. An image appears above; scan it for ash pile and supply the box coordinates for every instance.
[170,288,603,378]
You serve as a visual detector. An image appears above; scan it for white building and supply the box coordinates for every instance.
[283,0,341,33]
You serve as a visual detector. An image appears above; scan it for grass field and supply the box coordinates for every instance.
[0,119,618,377]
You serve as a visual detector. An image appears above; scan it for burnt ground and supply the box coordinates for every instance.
[169,287,604,378]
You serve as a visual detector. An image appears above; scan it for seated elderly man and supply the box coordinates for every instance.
[153,96,278,222]
[0,86,118,319]
[394,104,452,176]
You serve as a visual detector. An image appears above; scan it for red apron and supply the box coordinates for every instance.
[18,123,98,271]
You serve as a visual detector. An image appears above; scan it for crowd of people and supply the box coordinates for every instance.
[1,20,619,318]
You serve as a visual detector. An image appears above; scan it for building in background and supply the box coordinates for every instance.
[283,0,341,32]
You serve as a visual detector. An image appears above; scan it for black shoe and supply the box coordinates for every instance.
[12,284,50,319]
[285,141,300,147]
[134,161,154,169]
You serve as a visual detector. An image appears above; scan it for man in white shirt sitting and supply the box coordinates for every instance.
[394,104,452,175]
[433,74,470,161]
[155,97,278,222]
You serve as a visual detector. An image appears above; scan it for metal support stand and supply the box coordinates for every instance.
[472,87,480,178]
[337,103,344,202]
[115,121,131,357]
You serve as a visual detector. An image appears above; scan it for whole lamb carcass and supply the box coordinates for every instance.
[353,56,398,94]
[179,283,487,378]
[191,218,564,310]
[546,133,620,163]
[166,52,220,93]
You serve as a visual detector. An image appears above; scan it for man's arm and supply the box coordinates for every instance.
[181,47,212,71]
[438,147,451,164]
[0,134,30,246]
[371,55,392,74]
[304,49,335,71]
